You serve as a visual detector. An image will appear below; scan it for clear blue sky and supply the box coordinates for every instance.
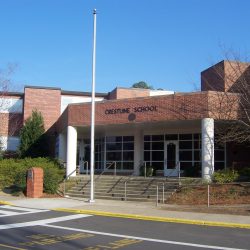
[0,0,249,93]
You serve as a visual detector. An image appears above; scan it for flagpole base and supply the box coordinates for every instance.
[88,199,95,203]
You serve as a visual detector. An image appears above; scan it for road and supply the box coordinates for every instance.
[0,204,249,250]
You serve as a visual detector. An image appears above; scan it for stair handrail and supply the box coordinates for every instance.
[84,161,89,175]
[94,161,117,182]
[165,161,181,183]
[63,168,77,196]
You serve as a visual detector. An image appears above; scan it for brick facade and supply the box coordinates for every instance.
[109,87,150,100]
[0,113,23,136]
[26,167,44,198]
[23,87,61,133]
[201,60,250,92]
[58,91,239,131]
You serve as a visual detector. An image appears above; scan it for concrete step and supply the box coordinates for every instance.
[65,175,180,202]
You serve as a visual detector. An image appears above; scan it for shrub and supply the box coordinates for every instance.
[0,157,64,194]
[139,165,154,177]
[212,169,239,184]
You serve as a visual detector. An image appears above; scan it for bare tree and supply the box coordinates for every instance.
[0,64,22,155]
[201,52,250,143]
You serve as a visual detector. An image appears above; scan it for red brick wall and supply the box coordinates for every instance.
[201,61,250,92]
[23,87,61,133]
[201,61,225,91]
[65,92,210,128]
[0,113,23,136]
[26,167,43,198]
[109,88,150,100]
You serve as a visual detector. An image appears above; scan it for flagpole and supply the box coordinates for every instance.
[89,9,97,203]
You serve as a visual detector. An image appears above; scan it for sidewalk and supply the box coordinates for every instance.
[1,194,250,229]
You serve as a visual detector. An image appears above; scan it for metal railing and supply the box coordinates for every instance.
[94,161,117,182]
[165,161,181,185]
[156,183,165,207]
[63,168,77,197]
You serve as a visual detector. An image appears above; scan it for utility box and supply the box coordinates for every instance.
[26,167,44,198]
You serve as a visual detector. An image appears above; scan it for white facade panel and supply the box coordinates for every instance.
[0,98,23,113]
[149,90,174,96]
[61,95,104,113]
[0,136,20,151]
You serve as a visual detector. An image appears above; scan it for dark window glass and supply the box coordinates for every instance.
[84,139,90,144]
[106,161,121,169]
[123,136,134,142]
[214,142,224,150]
[106,136,122,143]
[123,142,134,150]
[106,143,122,151]
[151,162,164,171]
[215,150,224,161]
[214,162,225,171]
[152,135,164,141]
[115,162,122,170]
[106,152,122,161]
[179,141,192,149]
[194,140,201,149]
[152,142,164,150]
[194,150,201,161]
[180,162,193,169]
[152,151,164,161]
[179,150,192,161]
[144,161,151,168]
[123,162,134,170]
[123,151,134,161]
[165,134,178,140]
[193,134,201,140]
[167,143,176,169]
[179,134,192,140]
[144,142,150,150]
[144,135,151,141]
[144,151,150,161]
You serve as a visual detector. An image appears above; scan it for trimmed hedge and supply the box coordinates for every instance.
[0,157,64,194]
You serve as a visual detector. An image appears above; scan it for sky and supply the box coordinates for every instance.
[0,0,250,93]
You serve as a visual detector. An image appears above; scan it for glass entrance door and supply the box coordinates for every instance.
[164,141,179,176]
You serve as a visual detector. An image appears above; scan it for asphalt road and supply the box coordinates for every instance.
[0,205,249,250]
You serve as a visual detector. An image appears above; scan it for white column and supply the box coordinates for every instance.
[134,130,143,175]
[66,126,77,177]
[202,118,214,181]
[58,133,67,162]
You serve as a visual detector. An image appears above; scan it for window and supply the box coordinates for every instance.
[105,136,134,171]
[144,135,164,171]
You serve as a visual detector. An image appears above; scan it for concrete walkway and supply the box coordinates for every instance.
[1,194,250,229]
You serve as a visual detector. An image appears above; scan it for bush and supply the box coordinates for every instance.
[0,157,64,194]
[139,165,154,177]
[213,169,239,184]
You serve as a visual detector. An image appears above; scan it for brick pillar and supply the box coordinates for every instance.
[26,167,44,198]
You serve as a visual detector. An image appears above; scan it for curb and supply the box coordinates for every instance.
[53,208,250,229]
[0,200,13,206]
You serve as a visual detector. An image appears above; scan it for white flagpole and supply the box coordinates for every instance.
[89,9,97,203]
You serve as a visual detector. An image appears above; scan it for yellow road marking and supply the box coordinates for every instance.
[0,201,13,206]
[0,243,26,250]
[83,238,142,249]
[53,208,250,229]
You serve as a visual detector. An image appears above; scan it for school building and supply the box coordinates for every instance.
[0,60,249,180]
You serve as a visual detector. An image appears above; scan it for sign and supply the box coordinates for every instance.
[105,106,157,115]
